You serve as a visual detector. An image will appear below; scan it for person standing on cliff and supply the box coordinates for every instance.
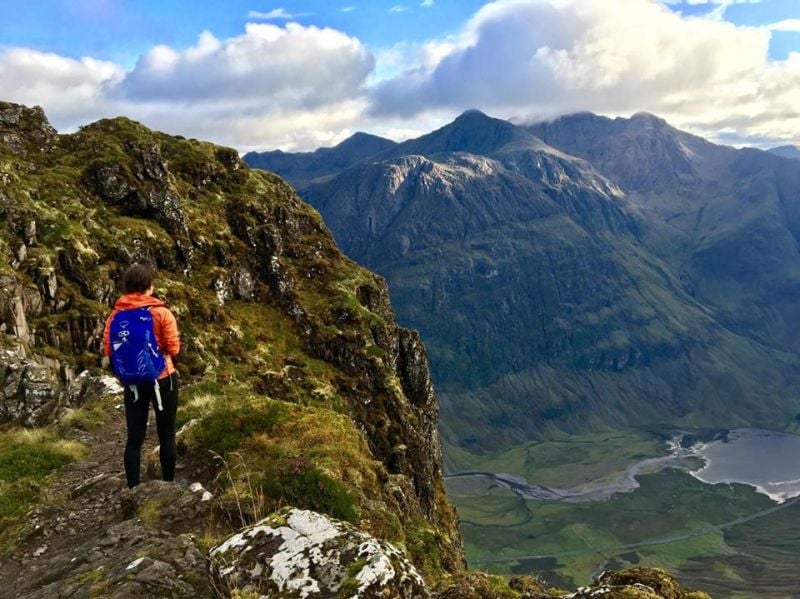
[103,262,181,488]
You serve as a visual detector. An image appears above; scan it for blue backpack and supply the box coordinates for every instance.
[109,307,166,387]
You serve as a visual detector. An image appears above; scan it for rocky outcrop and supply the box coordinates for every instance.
[14,481,214,599]
[0,341,64,426]
[210,508,429,598]
[564,569,710,599]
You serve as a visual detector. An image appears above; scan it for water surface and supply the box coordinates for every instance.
[688,428,800,502]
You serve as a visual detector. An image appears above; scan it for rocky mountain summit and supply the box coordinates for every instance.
[0,101,708,598]
[247,109,800,452]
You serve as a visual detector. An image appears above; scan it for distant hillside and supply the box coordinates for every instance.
[251,109,800,453]
[243,131,397,188]
[768,144,800,159]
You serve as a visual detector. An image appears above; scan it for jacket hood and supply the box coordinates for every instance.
[113,293,167,310]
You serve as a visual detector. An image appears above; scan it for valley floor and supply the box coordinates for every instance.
[445,430,800,598]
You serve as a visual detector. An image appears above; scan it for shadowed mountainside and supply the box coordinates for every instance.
[768,145,800,160]
[246,110,800,453]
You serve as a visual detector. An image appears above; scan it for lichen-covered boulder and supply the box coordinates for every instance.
[434,571,552,598]
[68,370,123,406]
[210,507,429,598]
[565,568,711,599]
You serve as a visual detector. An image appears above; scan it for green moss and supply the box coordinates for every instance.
[190,399,287,456]
[70,566,105,586]
[404,519,444,580]
[337,558,369,597]
[259,460,360,523]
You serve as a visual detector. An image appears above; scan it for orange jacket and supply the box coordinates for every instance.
[103,293,180,380]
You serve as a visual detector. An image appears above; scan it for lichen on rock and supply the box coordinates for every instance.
[210,507,429,598]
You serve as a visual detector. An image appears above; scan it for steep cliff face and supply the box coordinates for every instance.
[0,101,463,590]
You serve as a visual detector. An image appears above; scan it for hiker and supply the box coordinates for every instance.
[103,262,180,488]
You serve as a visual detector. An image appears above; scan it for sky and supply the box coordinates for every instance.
[0,0,798,151]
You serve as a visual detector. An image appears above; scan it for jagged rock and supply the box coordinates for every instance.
[564,568,711,599]
[120,480,213,528]
[68,370,123,406]
[0,340,65,425]
[0,103,57,152]
[210,507,429,598]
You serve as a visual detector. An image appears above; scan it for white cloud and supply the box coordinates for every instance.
[421,0,435,6]
[2,0,798,151]
[770,19,800,32]
[341,5,356,12]
[0,48,123,123]
[389,5,409,13]
[371,0,800,146]
[117,24,372,108]
[247,8,312,20]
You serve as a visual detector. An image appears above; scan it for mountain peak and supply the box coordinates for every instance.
[768,144,800,160]
[630,111,665,122]
[455,108,490,120]
[384,110,546,158]
[332,131,396,154]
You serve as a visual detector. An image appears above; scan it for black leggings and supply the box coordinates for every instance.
[123,373,179,488]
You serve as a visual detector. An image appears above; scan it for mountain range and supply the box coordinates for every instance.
[245,110,800,453]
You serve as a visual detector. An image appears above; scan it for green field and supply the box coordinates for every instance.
[446,432,800,598]
[444,429,666,487]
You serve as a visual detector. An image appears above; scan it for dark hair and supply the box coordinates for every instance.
[122,262,156,294]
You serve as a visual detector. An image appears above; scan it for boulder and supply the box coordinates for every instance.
[0,341,65,425]
[210,507,429,598]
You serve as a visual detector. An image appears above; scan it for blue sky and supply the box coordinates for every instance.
[0,0,488,65]
[1,0,797,62]
[0,0,798,150]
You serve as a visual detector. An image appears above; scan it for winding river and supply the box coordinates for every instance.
[446,428,800,504]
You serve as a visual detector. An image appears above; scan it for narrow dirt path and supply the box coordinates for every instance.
[0,398,164,597]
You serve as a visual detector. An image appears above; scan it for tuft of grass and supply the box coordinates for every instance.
[59,403,112,432]
[138,498,164,527]
[0,428,86,548]
[259,457,360,524]
[188,399,287,456]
